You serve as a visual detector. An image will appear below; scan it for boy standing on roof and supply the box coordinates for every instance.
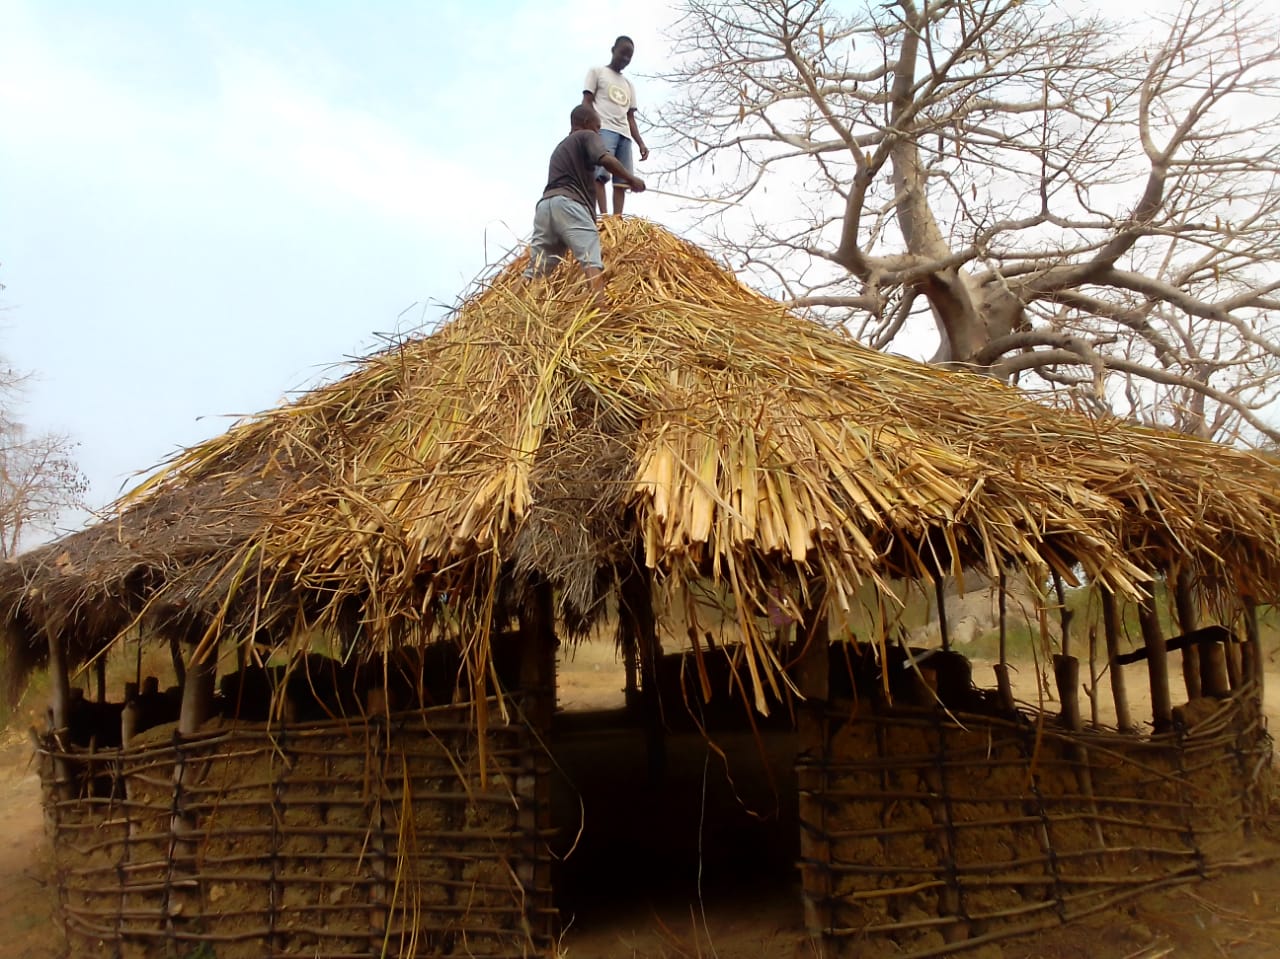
[525,105,645,298]
[583,35,649,217]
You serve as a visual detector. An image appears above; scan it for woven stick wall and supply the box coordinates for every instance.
[38,701,553,959]
[799,689,1271,959]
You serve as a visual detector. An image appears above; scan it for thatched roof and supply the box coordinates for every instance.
[4,218,1280,700]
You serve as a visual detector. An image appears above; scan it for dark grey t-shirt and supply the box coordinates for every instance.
[542,129,609,214]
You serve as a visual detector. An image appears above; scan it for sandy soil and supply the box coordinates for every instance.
[0,731,53,959]
[5,642,1280,958]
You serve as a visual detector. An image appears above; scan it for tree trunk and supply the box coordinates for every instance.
[927,271,1027,368]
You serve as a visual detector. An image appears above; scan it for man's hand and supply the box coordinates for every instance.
[638,143,650,162]
[600,153,646,192]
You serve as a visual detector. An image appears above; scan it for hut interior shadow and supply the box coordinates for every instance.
[547,707,801,931]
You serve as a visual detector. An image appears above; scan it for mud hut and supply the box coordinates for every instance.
[2,218,1277,958]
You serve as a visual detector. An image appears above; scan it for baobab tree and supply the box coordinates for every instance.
[660,0,1280,441]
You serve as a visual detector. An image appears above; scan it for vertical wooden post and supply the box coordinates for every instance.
[178,651,216,736]
[1100,590,1132,732]
[167,635,185,689]
[1053,655,1082,730]
[95,657,107,703]
[1176,572,1229,698]
[516,579,556,949]
[1225,619,1245,691]
[518,579,558,737]
[621,629,639,711]
[934,576,950,652]
[994,571,1015,712]
[169,636,216,947]
[47,633,71,732]
[1051,573,1081,730]
[1087,625,1100,727]
[795,602,831,947]
[619,549,663,783]
[46,632,74,801]
[1172,570,1203,699]
[1243,598,1264,698]
[1137,595,1173,732]
[367,727,389,957]
[1052,572,1074,659]
[121,698,139,748]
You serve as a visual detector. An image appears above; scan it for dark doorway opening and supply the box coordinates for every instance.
[549,711,802,936]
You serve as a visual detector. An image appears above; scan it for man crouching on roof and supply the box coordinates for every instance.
[524,104,645,300]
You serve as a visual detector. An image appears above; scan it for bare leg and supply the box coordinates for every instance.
[613,185,626,216]
[583,266,606,306]
[595,180,609,215]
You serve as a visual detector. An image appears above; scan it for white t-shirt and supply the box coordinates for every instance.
[584,66,636,139]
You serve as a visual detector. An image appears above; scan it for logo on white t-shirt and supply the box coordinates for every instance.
[608,82,630,107]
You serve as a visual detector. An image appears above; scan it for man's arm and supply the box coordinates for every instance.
[598,153,645,192]
[627,109,649,162]
[582,68,597,108]
[582,91,595,107]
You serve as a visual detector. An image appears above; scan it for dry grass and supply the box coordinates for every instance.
[4,218,1280,711]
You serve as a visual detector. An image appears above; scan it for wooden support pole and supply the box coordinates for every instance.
[46,632,74,801]
[994,571,1015,713]
[94,656,107,703]
[621,628,639,712]
[169,635,186,690]
[1087,625,1100,728]
[795,602,831,944]
[47,633,71,732]
[168,635,217,946]
[178,648,217,736]
[1243,598,1264,699]
[518,579,558,735]
[1051,573,1081,729]
[367,733,389,957]
[1172,570,1204,699]
[1053,655,1082,731]
[1225,615,1245,691]
[121,698,140,749]
[1100,591,1132,732]
[1137,596,1173,733]
[934,576,950,652]
[619,548,663,783]
[1176,576,1229,698]
[1051,572,1074,659]
[516,581,555,946]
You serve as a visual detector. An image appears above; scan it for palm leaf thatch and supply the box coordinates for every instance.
[3,218,1280,705]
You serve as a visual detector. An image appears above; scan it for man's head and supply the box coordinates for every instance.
[570,104,601,132]
[609,36,635,72]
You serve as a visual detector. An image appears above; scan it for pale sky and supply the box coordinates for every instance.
[0,0,1210,541]
[0,0,692,533]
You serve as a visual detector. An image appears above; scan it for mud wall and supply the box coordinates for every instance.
[799,691,1271,958]
[39,700,553,959]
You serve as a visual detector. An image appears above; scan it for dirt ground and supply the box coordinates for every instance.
[0,730,54,959]
[5,644,1280,959]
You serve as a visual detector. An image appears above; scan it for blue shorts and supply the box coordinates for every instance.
[594,129,634,186]
[524,195,603,276]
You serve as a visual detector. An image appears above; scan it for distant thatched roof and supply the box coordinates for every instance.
[4,218,1280,700]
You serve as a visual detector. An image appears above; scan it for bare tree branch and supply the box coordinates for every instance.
[0,362,88,558]
[660,0,1280,443]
